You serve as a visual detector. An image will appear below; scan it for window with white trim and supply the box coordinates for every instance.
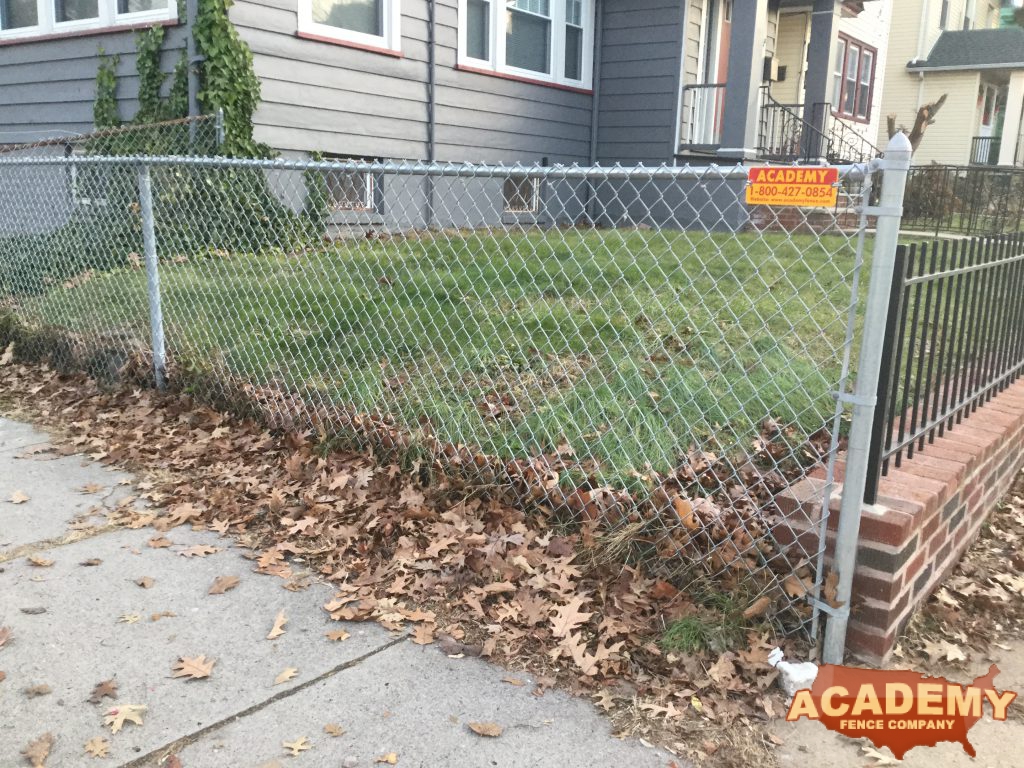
[0,0,173,39]
[503,175,540,213]
[297,0,401,52]
[458,0,594,89]
[326,167,375,212]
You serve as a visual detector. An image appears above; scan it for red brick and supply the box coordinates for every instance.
[856,506,916,548]
[852,566,905,604]
[852,590,911,631]
[846,622,898,665]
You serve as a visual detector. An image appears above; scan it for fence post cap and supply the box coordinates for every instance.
[884,132,914,168]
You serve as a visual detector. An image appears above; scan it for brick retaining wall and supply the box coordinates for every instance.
[777,378,1024,664]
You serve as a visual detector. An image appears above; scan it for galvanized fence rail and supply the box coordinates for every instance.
[0,136,913,658]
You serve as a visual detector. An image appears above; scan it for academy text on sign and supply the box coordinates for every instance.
[784,663,1017,759]
[745,166,840,208]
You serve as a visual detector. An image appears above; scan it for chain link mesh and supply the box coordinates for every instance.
[0,145,876,633]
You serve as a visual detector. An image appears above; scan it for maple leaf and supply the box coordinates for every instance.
[274,667,298,685]
[375,753,398,765]
[84,736,110,758]
[326,629,351,642]
[172,655,216,680]
[179,545,221,558]
[282,737,311,756]
[147,536,172,549]
[22,732,54,767]
[88,679,118,704]
[208,575,240,594]
[104,704,146,733]
[410,624,435,645]
[323,723,344,737]
[10,490,30,504]
[135,577,155,589]
[267,610,288,639]
[27,555,54,567]
[467,722,503,737]
[549,596,592,638]
[23,683,52,698]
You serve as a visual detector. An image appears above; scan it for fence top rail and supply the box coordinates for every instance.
[0,153,875,180]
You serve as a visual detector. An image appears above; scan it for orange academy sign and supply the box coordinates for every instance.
[746,166,839,208]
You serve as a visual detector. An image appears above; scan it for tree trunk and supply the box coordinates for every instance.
[887,94,948,152]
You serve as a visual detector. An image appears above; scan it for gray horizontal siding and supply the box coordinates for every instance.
[0,25,187,143]
[596,0,685,164]
[236,0,593,163]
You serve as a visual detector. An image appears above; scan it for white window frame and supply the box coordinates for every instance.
[457,0,595,90]
[0,0,176,41]
[297,0,401,54]
[502,174,541,214]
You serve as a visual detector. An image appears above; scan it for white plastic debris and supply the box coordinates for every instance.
[769,647,819,698]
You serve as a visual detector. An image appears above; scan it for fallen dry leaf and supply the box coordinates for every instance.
[10,490,30,504]
[323,723,344,737]
[410,624,435,645]
[467,722,503,738]
[22,732,54,767]
[27,555,54,568]
[208,575,240,595]
[84,736,110,758]
[172,655,215,680]
[375,754,398,765]
[88,679,118,704]
[23,683,52,698]
[147,536,172,549]
[0,626,11,648]
[179,545,221,558]
[118,613,141,624]
[79,483,105,494]
[135,576,155,589]
[549,596,592,638]
[743,595,773,620]
[80,558,103,567]
[104,704,146,733]
[0,671,6,683]
[501,676,525,686]
[150,611,176,622]
[326,629,351,642]
[274,667,298,685]
[282,737,311,756]
[267,610,288,639]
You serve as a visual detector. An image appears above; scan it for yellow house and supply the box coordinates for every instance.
[875,0,1024,166]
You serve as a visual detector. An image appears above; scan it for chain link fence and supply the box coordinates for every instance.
[0,146,878,634]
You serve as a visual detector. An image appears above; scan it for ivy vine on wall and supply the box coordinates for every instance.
[93,48,121,129]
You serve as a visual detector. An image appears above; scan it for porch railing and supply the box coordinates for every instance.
[679,83,726,149]
[756,91,878,165]
[970,136,1002,166]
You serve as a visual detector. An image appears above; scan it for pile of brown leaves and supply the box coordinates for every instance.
[0,362,806,765]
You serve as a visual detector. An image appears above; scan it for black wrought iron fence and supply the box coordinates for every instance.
[902,165,1024,236]
[866,232,1024,502]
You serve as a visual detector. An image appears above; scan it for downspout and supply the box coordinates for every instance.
[425,0,437,227]
[586,0,604,224]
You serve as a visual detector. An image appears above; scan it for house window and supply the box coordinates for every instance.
[0,0,174,38]
[326,168,375,211]
[503,175,540,213]
[458,0,594,89]
[832,35,875,121]
[298,0,401,53]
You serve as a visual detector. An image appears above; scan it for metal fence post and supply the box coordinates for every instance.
[138,164,167,391]
[822,132,913,664]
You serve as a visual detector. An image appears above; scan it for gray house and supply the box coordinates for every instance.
[1,0,888,168]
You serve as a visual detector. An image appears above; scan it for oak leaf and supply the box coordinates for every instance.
[80,558,103,567]
[10,490,30,504]
[274,667,298,685]
[24,683,52,698]
[208,575,240,595]
[79,483,105,494]
[0,626,11,648]
[326,629,351,642]
[375,754,398,765]
[323,723,344,737]
[467,722,503,737]
[742,596,772,620]
[501,676,525,686]
[84,736,110,758]
[282,737,311,756]
[267,610,288,639]
[410,624,435,645]
[549,596,592,638]
[172,655,215,680]
[147,536,172,549]
[27,555,54,567]
[134,577,155,589]
[118,613,141,624]
[104,704,146,733]
[179,545,220,558]
[22,732,54,767]
[88,679,118,704]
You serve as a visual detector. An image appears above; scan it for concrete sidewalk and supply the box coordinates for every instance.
[0,417,676,768]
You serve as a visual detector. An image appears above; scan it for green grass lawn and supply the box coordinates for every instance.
[19,228,863,481]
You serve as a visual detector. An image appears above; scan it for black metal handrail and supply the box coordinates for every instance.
[756,90,879,165]
[865,233,1024,503]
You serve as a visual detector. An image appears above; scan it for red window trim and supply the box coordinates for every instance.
[832,33,876,125]
[456,63,593,95]
[295,30,403,59]
[0,17,178,47]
